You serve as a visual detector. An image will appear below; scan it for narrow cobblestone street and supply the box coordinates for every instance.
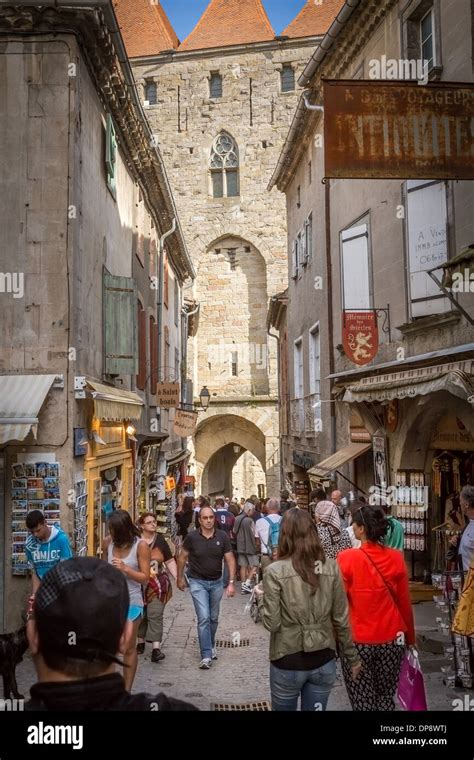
[14,591,462,711]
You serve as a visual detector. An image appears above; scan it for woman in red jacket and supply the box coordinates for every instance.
[337,503,416,711]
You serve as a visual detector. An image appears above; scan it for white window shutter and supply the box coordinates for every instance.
[301,228,307,267]
[291,240,297,279]
[341,224,370,310]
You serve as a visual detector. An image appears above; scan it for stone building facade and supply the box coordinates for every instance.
[270,0,474,573]
[116,0,344,498]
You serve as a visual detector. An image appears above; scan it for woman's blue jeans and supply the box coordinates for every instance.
[270,658,337,711]
[188,577,224,660]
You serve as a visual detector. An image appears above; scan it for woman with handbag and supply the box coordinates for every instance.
[337,503,416,711]
[136,513,178,663]
[263,508,361,711]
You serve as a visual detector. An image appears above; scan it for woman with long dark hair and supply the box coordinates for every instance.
[175,495,194,539]
[103,510,150,691]
[136,512,177,663]
[263,508,361,711]
[337,503,416,711]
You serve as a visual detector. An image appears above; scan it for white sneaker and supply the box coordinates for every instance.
[241,582,252,594]
[211,648,218,660]
[199,658,212,669]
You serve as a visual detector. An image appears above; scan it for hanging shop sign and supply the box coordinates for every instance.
[173,409,198,437]
[323,80,474,180]
[430,414,474,451]
[294,480,310,510]
[156,383,180,409]
[385,399,399,433]
[342,311,379,366]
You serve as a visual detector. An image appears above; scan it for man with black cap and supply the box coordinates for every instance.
[26,557,198,710]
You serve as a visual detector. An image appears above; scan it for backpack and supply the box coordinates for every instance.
[264,516,281,559]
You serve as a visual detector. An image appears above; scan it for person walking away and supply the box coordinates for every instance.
[234,502,259,593]
[214,496,236,587]
[312,492,352,559]
[25,510,72,595]
[279,489,295,515]
[177,506,236,669]
[263,508,361,711]
[103,510,150,692]
[175,495,194,547]
[255,498,282,572]
[331,490,347,528]
[26,557,197,711]
[136,513,177,662]
[337,503,416,711]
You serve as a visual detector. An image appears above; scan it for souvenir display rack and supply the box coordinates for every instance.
[11,461,61,575]
[393,470,428,552]
[74,480,88,557]
[432,570,473,690]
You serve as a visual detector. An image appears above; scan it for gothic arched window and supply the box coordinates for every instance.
[210,132,239,198]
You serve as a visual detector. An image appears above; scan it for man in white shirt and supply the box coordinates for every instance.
[255,498,282,572]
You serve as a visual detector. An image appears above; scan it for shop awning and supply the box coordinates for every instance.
[87,380,144,422]
[308,442,372,479]
[341,360,474,404]
[166,448,191,466]
[0,374,57,445]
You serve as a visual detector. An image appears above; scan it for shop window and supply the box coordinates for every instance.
[210,132,239,198]
[340,219,372,310]
[405,180,450,318]
[150,315,158,395]
[103,270,137,376]
[209,72,222,98]
[137,301,147,391]
[280,64,295,93]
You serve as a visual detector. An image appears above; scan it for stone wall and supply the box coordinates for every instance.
[131,39,319,493]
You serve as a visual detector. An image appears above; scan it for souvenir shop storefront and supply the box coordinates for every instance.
[340,359,474,575]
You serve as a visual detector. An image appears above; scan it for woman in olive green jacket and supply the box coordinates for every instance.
[263,508,361,711]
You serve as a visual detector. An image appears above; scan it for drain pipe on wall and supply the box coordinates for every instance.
[157,219,176,430]
[301,93,336,457]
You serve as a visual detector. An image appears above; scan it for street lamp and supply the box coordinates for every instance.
[199,386,211,411]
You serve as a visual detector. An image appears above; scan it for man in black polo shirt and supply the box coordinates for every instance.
[177,505,236,669]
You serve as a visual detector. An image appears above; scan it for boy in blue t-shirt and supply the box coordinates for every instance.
[25,510,72,593]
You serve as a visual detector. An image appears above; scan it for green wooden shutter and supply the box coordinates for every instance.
[103,271,137,375]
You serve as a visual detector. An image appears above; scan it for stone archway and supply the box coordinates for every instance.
[193,411,278,497]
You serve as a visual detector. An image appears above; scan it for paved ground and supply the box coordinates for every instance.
[12,590,467,711]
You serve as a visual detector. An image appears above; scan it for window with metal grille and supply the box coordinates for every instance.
[210,132,239,198]
[209,72,222,98]
[280,65,295,93]
[144,80,157,105]
[231,351,238,377]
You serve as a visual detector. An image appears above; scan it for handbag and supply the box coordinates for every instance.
[451,565,474,637]
[397,649,428,711]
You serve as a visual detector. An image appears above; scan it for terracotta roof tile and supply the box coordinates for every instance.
[179,0,275,52]
[283,0,346,39]
[113,0,179,58]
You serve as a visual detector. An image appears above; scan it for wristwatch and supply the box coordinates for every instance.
[229,580,235,584]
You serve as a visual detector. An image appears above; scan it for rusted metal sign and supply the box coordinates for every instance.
[323,80,474,180]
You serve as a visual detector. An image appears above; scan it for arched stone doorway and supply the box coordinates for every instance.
[193,412,276,498]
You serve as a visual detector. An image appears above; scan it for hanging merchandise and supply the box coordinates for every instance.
[452,458,461,493]
[432,570,474,689]
[165,476,176,493]
[432,458,441,497]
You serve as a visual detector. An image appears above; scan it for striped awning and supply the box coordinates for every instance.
[0,374,57,445]
[87,380,144,422]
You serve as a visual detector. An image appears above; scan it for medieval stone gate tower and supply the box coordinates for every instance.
[116,0,341,498]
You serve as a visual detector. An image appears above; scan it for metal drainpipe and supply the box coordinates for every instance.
[267,323,284,490]
[302,91,324,113]
[157,219,176,432]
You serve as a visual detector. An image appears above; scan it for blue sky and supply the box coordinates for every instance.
[160,0,306,42]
